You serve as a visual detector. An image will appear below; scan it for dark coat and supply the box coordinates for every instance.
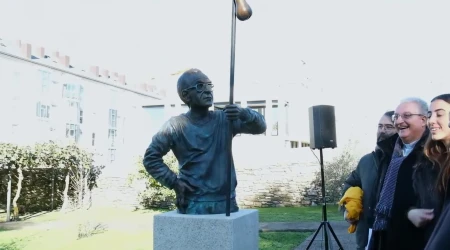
[370,129,441,250]
[341,141,393,250]
[424,200,450,250]
[424,178,450,249]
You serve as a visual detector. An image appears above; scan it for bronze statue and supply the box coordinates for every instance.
[143,69,266,214]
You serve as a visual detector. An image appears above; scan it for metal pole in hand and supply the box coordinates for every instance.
[226,0,252,216]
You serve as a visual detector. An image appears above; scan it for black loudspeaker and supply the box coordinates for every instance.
[308,105,337,149]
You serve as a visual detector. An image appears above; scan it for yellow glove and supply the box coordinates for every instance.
[339,187,363,234]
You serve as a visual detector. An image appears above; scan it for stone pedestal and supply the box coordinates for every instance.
[153,209,259,250]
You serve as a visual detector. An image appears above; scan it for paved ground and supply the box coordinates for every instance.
[261,221,356,250]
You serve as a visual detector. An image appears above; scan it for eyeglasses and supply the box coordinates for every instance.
[378,124,396,130]
[391,113,424,122]
[182,83,214,95]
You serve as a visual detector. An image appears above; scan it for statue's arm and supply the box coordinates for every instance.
[142,124,178,189]
[234,108,267,135]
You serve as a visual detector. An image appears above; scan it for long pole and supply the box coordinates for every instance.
[319,148,329,249]
[226,0,252,217]
[226,0,237,217]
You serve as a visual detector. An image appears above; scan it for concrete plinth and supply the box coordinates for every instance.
[153,209,259,250]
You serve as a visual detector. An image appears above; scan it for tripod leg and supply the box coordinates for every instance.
[326,222,345,250]
[323,222,330,250]
[306,223,324,250]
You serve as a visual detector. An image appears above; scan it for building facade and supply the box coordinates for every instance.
[0,39,162,176]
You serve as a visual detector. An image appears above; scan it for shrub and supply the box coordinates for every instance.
[128,151,179,209]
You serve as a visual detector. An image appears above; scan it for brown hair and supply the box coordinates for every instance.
[424,94,450,193]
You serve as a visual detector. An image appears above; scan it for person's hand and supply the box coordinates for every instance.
[344,210,358,225]
[407,208,434,228]
[223,104,244,121]
[173,179,196,214]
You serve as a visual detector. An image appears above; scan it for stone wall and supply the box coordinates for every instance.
[232,140,325,208]
[90,176,144,210]
[235,162,322,208]
[90,144,327,209]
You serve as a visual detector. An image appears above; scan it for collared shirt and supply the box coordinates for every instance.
[402,140,419,157]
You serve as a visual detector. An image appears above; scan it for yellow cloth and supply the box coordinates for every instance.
[338,186,364,234]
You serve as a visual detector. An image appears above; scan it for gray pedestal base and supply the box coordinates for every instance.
[153,209,259,250]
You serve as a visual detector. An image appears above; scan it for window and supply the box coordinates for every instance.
[109,109,117,128]
[91,133,95,146]
[39,70,51,93]
[301,142,311,148]
[108,148,116,162]
[66,123,79,142]
[251,107,265,117]
[11,124,18,135]
[62,83,82,100]
[108,109,118,162]
[250,106,266,135]
[65,101,81,124]
[79,110,83,124]
[144,106,165,136]
[108,129,117,147]
[36,102,50,118]
[271,105,279,136]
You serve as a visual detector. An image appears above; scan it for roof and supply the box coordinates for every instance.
[0,37,163,99]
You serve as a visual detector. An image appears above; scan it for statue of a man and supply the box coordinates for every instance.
[143,68,267,214]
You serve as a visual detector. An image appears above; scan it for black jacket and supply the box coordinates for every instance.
[341,139,394,250]
[370,129,441,250]
[424,171,450,249]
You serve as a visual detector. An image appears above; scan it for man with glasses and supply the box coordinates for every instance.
[369,97,440,250]
[341,110,396,250]
[142,68,267,214]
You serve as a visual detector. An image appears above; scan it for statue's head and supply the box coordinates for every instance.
[177,68,214,108]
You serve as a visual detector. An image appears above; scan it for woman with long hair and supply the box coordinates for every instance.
[424,93,450,249]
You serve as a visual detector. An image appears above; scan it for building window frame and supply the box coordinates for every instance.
[36,102,50,119]
[108,148,116,163]
[65,123,79,142]
[39,70,51,94]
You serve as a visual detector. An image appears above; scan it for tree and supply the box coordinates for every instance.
[311,141,359,202]
[0,143,35,221]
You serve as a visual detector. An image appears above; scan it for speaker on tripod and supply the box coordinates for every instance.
[306,105,344,250]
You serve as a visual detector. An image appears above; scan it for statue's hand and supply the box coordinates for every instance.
[224,104,245,121]
[173,179,195,213]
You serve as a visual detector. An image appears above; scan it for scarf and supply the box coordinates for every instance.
[372,137,408,231]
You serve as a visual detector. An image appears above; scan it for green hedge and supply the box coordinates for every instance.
[0,141,104,216]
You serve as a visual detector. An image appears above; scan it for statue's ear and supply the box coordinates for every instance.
[181,91,191,104]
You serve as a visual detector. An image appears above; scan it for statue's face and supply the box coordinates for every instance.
[181,74,214,108]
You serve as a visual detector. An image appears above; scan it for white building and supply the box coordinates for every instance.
[0,38,162,176]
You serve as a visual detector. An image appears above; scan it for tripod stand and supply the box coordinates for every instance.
[306,148,344,250]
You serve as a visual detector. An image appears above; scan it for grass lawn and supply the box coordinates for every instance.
[0,205,339,250]
[258,204,342,222]
[0,208,157,250]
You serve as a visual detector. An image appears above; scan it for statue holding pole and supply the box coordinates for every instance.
[143,0,260,216]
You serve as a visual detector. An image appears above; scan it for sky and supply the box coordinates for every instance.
[1,0,449,152]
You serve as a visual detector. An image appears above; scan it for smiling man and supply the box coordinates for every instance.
[142,68,267,214]
[341,110,396,250]
[369,97,440,250]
